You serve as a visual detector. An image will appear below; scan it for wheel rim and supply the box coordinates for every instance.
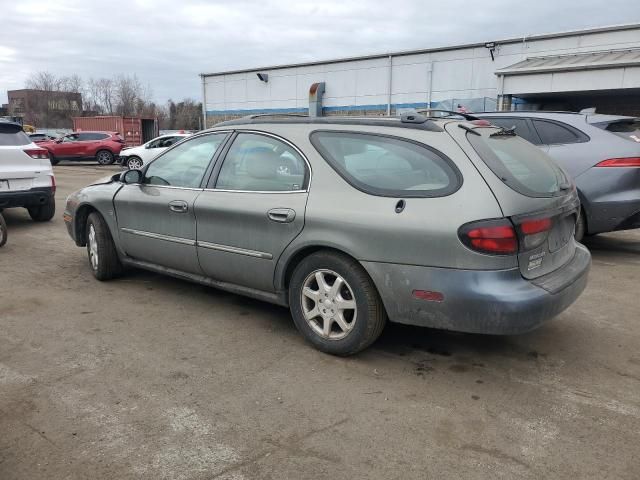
[88,225,99,270]
[301,269,357,340]
[127,158,142,170]
[97,152,111,164]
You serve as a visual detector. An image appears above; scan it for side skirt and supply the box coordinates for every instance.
[120,256,289,307]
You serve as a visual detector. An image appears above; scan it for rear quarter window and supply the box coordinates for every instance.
[467,128,569,198]
[310,131,461,198]
[532,120,588,145]
[0,129,31,146]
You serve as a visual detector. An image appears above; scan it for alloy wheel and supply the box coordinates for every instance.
[127,157,143,170]
[88,224,99,270]
[301,269,357,340]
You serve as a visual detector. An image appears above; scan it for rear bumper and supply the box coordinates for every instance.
[0,187,54,209]
[362,244,591,335]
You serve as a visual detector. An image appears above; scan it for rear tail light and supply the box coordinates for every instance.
[519,217,553,250]
[23,148,50,160]
[458,219,518,255]
[595,157,640,167]
[51,175,56,194]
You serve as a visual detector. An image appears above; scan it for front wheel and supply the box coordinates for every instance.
[96,150,114,165]
[126,156,143,170]
[28,199,55,222]
[86,212,123,280]
[289,251,387,356]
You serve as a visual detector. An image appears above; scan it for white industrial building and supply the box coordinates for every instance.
[200,23,640,126]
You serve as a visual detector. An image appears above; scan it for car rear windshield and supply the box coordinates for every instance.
[596,120,640,143]
[310,131,461,198]
[0,126,31,146]
[466,127,568,197]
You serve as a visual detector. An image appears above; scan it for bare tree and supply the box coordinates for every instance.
[114,74,144,116]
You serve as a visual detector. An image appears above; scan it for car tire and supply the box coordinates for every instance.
[86,212,123,281]
[126,156,143,170]
[27,198,56,222]
[96,150,115,165]
[575,210,587,242]
[289,251,387,356]
[0,213,7,247]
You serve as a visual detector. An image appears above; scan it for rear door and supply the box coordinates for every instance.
[448,122,579,279]
[194,131,310,293]
[113,133,229,274]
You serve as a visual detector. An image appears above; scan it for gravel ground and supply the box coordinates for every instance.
[1,164,639,479]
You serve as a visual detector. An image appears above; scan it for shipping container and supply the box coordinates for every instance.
[72,116,158,146]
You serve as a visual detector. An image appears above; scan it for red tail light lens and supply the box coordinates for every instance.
[596,157,640,167]
[459,219,518,255]
[521,218,552,235]
[23,148,50,160]
[51,175,56,194]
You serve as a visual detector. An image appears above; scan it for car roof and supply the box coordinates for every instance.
[477,111,636,123]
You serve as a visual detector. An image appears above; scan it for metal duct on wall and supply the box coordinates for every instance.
[309,82,325,117]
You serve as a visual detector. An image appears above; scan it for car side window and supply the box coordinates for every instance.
[143,133,227,188]
[159,136,177,147]
[215,133,308,192]
[532,120,583,145]
[310,131,460,198]
[484,118,540,145]
[63,134,80,142]
[78,133,98,141]
[147,137,166,148]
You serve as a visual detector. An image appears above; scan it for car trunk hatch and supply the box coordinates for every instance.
[448,122,580,280]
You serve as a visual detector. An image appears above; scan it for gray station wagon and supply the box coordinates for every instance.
[64,114,590,355]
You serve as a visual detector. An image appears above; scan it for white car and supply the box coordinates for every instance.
[0,121,56,223]
[118,133,191,169]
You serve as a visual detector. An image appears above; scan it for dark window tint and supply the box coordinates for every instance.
[144,134,226,188]
[483,118,540,144]
[598,120,640,143]
[310,131,460,197]
[62,134,80,142]
[79,133,108,141]
[532,120,583,145]
[215,133,308,191]
[467,128,568,197]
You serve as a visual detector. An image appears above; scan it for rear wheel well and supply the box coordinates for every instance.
[283,246,359,289]
[75,205,98,246]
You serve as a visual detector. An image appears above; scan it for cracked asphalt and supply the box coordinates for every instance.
[1,164,639,479]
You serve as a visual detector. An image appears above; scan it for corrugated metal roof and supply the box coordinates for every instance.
[200,23,640,77]
[496,49,640,75]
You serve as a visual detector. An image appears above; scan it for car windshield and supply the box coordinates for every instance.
[467,127,568,197]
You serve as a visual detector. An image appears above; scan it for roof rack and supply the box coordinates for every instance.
[215,114,444,132]
[245,113,309,119]
[415,109,480,121]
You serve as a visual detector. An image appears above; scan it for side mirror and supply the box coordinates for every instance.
[144,144,151,149]
[119,169,143,184]
[55,139,63,144]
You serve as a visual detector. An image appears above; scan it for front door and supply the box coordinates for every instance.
[195,132,310,292]
[55,133,83,159]
[114,132,229,273]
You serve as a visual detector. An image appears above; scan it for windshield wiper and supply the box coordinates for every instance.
[489,126,517,137]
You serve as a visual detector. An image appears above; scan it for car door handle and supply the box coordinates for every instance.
[168,200,188,213]
[267,208,296,223]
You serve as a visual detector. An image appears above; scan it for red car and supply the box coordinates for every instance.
[41,131,125,165]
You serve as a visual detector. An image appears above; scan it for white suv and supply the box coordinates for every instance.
[0,121,56,222]
[118,133,191,170]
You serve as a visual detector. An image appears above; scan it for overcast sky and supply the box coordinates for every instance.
[2,0,639,104]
